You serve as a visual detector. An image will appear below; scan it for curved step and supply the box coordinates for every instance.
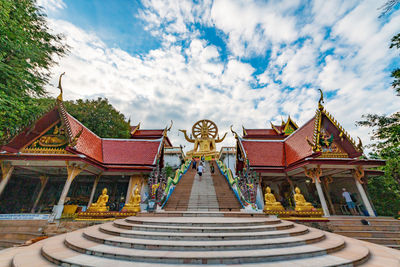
[83,224,326,251]
[113,218,294,233]
[63,229,346,264]
[41,236,370,267]
[125,216,281,227]
[12,246,57,267]
[99,222,309,241]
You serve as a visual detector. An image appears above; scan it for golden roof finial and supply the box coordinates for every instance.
[318,88,324,110]
[57,72,65,101]
[230,125,238,138]
[167,120,173,131]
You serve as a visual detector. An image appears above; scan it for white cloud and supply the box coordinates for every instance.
[37,0,66,12]
[42,0,400,153]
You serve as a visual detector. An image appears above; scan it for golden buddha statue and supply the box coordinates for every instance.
[122,187,141,213]
[294,187,314,212]
[180,119,227,159]
[264,187,285,212]
[87,188,109,212]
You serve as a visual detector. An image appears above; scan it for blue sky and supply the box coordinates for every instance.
[38,0,400,149]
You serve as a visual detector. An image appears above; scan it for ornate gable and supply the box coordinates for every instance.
[22,121,71,154]
[307,90,363,158]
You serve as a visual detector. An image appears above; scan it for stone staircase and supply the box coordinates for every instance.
[164,161,241,212]
[328,216,400,250]
[2,215,400,266]
[211,162,242,211]
[0,220,47,249]
[164,168,197,211]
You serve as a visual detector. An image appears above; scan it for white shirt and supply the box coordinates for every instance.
[197,165,204,173]
[342,191,353,202]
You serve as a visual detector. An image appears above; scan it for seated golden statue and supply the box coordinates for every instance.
[122,187,141,213]
[294,187,314,212]
[180,120,227,159]
[87,188,109,212]
[264,187,285,212]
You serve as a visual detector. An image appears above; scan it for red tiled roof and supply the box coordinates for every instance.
[240,139,285,167]
[243,129,286,140]
[102,139,161,165]
[284,118,315,166]
[244,129,278,136]
[132,129,164,137]
[66,113,103,163]
[239,118,316,168]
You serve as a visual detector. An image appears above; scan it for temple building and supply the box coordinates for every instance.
[235,91,384,216]
[0,93,170,220]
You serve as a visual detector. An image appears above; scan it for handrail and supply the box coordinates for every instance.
[216,160,258,211]
[159,159,192,208]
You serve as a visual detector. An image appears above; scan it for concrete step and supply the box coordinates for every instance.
[355,237,400,245]
[0,220,47,227]
[329,217,400,226]
[0,232,42,241]
[39,238,370,267]
[334,230,400,238]
[113,218,294,233]
[0,239,25,248]
[83,225,326,251]
[62,229,347,264]
[331,224,400,231]
[99,222,309,241]
[125,216,281,227]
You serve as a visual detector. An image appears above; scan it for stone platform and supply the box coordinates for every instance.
[1,215,400,266]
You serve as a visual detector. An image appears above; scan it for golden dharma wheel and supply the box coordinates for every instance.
[192,119,218,139]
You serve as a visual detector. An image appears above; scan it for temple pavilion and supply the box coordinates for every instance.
[0,93,171,220]
[236,91,385,217]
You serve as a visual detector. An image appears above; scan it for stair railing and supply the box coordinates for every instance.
[216,160,259,211]
[158,160,192,209]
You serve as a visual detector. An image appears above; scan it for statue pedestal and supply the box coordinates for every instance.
[76,211,136,220]
[121,205,140,213]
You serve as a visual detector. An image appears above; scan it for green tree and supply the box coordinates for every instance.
[0,0,68,141]
[64,98,131,139]
[356,24,400,216]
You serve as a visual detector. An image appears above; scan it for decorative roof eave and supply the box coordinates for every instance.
[242,126,247,136]
[130,123,141,136]
[270,122,281,134]
[285,157,385,173]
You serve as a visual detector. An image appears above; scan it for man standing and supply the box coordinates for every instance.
[342,188,358,215]
[197,163,204,182]
[192,160,197,170]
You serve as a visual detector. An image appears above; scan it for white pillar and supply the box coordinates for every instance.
[355,179,375,217]
[31,175,49,213]
[315,181,330,217]
[49,162,85,222]
[0,162,14,197]
[87,175,101,207]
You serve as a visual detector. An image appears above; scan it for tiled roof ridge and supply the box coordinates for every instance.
[102,137,163,142]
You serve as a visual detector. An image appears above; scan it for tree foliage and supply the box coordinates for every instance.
[64,98,131,139]
[356,15,400,215]
[390,33,400,95]
[0,0,68,141]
